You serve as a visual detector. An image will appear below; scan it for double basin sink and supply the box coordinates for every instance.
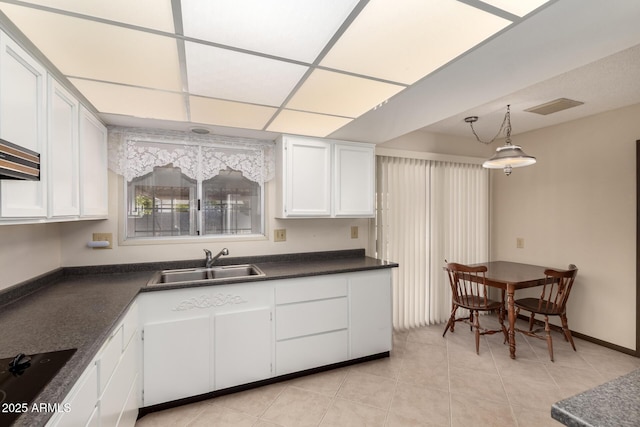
[147,264,265,286]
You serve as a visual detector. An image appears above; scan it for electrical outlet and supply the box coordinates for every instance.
[516,237,525,249]
[351,226,358,239]
[92,232,113,249]
[274,228,286,242]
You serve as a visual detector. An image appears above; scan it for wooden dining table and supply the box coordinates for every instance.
[469,261,551,359]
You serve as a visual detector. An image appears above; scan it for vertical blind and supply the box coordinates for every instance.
[372,156,489,330]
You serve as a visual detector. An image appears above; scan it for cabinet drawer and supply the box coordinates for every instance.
[276,276,347,304]
[276,297,347,340]
[121,302,138,351]
[276,330,348,376]
[100,335,137,426]
[49,363,98,427]
[97,325,123,393]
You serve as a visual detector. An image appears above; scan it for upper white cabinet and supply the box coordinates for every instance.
[276,134,375,218]
[333,142,375,217]
[0,29,108,223]
[49,77,79,217]
[79,105,108,217]
[0,33,47,218]
[276,135,332,217]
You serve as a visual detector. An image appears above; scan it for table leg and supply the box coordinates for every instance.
[507,285,516,359]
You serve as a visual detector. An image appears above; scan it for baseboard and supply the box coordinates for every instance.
[515,313,638,357]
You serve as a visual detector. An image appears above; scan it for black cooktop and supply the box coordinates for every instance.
[0,348,76,427]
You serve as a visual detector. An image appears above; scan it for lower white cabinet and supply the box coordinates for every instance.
[214,307,272,390]
[349,270,393,358]
[138,283,274,407]
[143,316,211,406]
[47,302,139,427]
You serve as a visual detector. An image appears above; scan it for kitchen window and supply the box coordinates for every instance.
[110,128,274,241]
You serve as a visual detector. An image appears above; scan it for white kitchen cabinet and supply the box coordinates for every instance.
[136,268,392,406]
[0,32,47,218]
[214,307,272,390]
[48,77,79,217]
[79,105,108,217]
[333,142,375,217]
[349,269,393,358]
[139,283,274,406]
[143,316,211,406]
[274,275,350,376]
[276,134,375,218]
[276,135,332,217]
[48,302,139,427]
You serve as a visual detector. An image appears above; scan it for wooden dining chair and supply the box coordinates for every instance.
[514,264,578,362]
[443,262,508,354]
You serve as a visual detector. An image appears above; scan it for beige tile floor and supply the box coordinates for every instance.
[135,315,640,427]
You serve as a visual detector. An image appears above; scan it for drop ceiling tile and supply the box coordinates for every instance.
[320,0,510,84]
[287,69,405,118]
[185,41,308,106]
[189,96,277,130]
[181,0,359,63]
[9,0,175,32]
[480,0,551,17]
[267,110,352,137]
[0,4,181,91]
[69,79,186,121]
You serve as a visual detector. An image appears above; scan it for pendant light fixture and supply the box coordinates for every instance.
[465,105,536,176]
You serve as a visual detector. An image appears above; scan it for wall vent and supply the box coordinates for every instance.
[525,98,584,115]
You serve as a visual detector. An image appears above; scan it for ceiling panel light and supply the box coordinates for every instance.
[8,0,175,32]
[185,41,308,106]
[181,0,359,63]
[189,96,277,130]
[0,4,181,91]
[479,0,551,18]
[320,0,509,84]
[69,79,186,121]
[267,110,352,137]
[286,69,404,118]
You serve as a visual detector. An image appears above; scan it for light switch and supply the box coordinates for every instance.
[351,226,358,239]
[516,237,524,249]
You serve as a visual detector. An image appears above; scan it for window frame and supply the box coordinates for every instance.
[119,142,267,244]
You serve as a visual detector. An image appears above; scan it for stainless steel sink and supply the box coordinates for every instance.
[147,264,265,285]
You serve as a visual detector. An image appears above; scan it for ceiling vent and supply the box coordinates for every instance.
[525,98,584,115]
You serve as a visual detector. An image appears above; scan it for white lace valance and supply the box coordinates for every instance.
[108,127,275,184]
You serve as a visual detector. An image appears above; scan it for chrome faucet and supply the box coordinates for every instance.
[204,248,229,268]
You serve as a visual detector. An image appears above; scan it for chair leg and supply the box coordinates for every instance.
[443,306,458,337]
[469,310,474,332]
[561,314,577,351]
[473,310,481,355]
[529,312,536,332]
[544,315,554,362]
[498,306,508,344]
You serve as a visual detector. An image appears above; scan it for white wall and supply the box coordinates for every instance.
[56,170,369,267]
[491,104,639,350]
[0,222,62,289]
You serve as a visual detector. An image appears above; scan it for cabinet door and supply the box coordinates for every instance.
[142,316,210,406]
[0,34,47,218]
[79,106,108,217]
[333,143,375,217]
[49,77,79,217]
[214,307,272,390]
[349,270,392,358]
[282,136,331,217]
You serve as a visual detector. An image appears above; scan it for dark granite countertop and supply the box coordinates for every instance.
[551,369,640,426]
[0,249,397,426]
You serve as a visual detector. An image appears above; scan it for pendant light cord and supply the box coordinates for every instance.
[468,105,512,145]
